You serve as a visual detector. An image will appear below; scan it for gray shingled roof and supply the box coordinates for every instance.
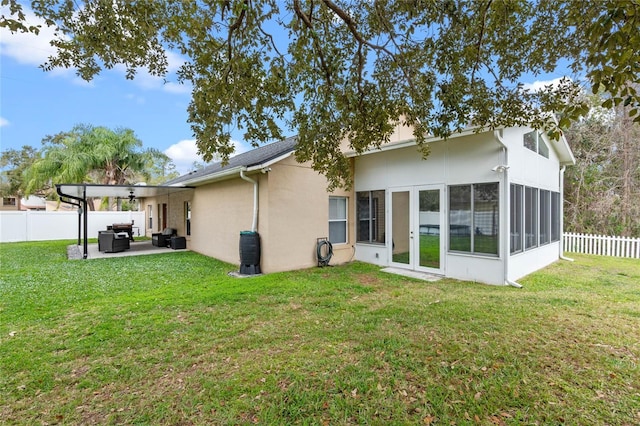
[165,136,297,185]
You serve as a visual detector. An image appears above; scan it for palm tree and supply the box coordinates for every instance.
[23,124,173,210]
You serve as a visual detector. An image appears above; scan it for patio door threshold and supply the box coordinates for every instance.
[381,267,442,282]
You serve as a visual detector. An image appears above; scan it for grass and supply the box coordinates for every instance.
[392,235,440,268]
[450,235,498,254]
[1,240,639,425]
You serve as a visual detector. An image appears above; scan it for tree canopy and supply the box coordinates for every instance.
[564,93,640,237]
[3,0,639,189]
[0,145,39,198]
[21,125,173,207]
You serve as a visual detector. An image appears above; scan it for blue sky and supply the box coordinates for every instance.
[1,4,570,177]
[0,4,253,176]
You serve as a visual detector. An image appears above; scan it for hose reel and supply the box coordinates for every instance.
[316,237,333,267]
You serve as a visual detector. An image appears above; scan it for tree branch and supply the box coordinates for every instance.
[321,0,392,54]
[293,0,333,88]
[471,0,493,83]
[370,1,421,100]
[226,0,248,63]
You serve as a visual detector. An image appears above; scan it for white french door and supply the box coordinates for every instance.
[389,185,445,275]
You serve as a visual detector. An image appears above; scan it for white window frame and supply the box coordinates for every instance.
[524,186,539,250]
[329,196,348,244]
[357,190,385,244]
[523,130,550,159]
[448,182,500,256]
[539,190,551,245]
[185,201,192,236]
[510,184,524,254]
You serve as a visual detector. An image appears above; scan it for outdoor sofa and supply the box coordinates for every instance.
[152,228,177,247]
[98,230,131,253]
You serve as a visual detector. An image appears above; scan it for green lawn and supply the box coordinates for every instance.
[392,235,440,268]
[1,240,639,425]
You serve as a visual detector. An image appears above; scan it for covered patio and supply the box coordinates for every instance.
[56,183,194,259]
[67,239,183,260]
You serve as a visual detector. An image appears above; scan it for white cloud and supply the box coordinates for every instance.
[165,139,201,162]
[521,77,566,93]
[165,138,251,175]
[163,81,192,95]
[165,50,186,73]
[1,4,190,92]
[0,117,9,127]
[0,5,96,88]
[0,5,64,65]
[112,48,191,95]
[231,140,252,157]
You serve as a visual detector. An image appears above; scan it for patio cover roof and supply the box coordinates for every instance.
[55,183,194,259]
[56,183,194,201]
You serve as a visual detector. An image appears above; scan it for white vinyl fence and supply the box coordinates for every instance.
[564,232,640,259]
[0,210,146,243]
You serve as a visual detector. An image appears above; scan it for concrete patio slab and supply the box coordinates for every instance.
[67,240,187,260]
[380,267,442,282]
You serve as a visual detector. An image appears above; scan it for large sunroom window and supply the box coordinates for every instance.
[512,186,561,252]
[449,183,499,255]
[510,184,523,254]
[356,190,385,244]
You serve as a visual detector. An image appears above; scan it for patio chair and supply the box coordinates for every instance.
[98,230,131,253]
[152,228,176,247]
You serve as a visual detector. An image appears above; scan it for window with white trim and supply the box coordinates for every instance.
[512,185,561,252]
[539,190,551,245]
[329,197,347,244]
[356,190,386,244]
[510,184,523,254]
[523,131,550,158]
[449,182,499,255]
[185,201,192,236]
[551,192,561,242]
[525,187,538,250]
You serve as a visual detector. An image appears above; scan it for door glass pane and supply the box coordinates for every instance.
[419,190,440,268]
[392,191,410,264]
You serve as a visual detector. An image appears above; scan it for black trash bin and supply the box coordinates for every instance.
[239,231,261,275]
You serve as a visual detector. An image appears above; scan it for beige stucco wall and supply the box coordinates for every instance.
[142,189,194,239]
[260,155,354,273]
[187,177,256,266]
[147,156,355,274]
[152,156,355,273]
[338,119,416,153]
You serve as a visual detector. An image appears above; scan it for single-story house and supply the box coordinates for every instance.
[1,195,48,211]
[142,123,574,285]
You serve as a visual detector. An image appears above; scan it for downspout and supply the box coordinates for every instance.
[82,186,88,258]
[57,195,82,245]
[240,169,258,232]
[559,165,574,262]
[494,130,522,288]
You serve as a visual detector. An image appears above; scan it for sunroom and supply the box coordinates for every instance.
[350,126,575,285]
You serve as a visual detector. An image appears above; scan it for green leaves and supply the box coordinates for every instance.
[21,125,170,200]
[5,0,640,188]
